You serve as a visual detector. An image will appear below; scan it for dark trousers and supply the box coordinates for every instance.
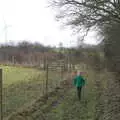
[77,87,82,100]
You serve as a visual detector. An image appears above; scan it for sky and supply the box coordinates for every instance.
[0,0,98,47]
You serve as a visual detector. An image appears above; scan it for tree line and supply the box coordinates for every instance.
[0,41,60,66]
[0,40,103,71]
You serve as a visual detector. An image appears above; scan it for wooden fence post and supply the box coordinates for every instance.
[0,69,3,120]
[61,66,63,82]
[46,64,48,99]
[42,79,44,96]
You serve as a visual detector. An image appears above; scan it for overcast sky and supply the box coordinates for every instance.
[0,0,98,47]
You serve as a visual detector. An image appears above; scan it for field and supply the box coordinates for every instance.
[5,64,110,120]
[1,66,41,86]
[1,65,62,118]
[2,64,110,120]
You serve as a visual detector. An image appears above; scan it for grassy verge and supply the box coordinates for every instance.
[1,66,63,118]
[44,67,109,120]
[2,64,109,120]
[45,68,98,120]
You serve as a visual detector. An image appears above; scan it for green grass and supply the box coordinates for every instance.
[1,65,62,118]
[46,89,96,120]
[2,64,109,120]
[1,65,43,117]
[44,67,108,120]
[1,65,41,87]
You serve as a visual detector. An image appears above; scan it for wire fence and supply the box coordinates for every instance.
[1,60,75,119]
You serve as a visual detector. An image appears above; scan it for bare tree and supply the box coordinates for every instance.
[50,0,120,33]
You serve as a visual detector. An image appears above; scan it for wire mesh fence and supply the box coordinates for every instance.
[1,60,74,119]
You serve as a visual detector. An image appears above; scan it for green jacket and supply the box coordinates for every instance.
[73,75,85,87]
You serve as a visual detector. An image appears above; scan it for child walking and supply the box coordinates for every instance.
[73,71,85,100]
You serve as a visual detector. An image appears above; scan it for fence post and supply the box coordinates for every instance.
[61,66,63,82]
[42,79,44,96]
[0,69,3,120]
[46,64,48,99]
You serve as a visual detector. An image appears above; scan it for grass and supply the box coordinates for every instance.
[1,65,43,117]
[2,64,109,120]
[45,69,97,120]
[44,67,108,120]
[1,65,41,87]
[1,65,62,118]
